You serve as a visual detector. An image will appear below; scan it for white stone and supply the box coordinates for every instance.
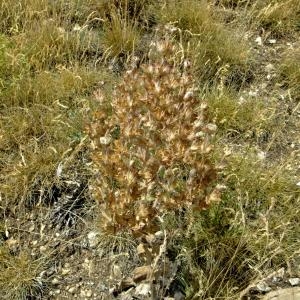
[99,136,112,145]
[249,90,258,97]
[73,24,82,31]
[68,286,76,294]
[56,163,63,177]
[255,36,263,46]
[289,278,300,286]
[51,277,60,285]
[256,282,271,292]
[87,231,99,248]
[184,90,194,100]
[257,151,266,160]
[206,123,217,132]
[135,283,151,296]
[40,246,47,252]
[265,63,275,72]
[85,289,92,297]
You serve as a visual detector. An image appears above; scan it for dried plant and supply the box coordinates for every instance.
[87,40,219,235]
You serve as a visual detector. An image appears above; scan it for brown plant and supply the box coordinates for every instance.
[87,40,219,235]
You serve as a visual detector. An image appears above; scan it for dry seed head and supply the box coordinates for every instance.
[87,40,219,234]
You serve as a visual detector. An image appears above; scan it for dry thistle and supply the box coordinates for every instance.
[87,40,219,235]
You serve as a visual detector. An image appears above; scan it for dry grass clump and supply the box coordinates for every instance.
[280,47,300,101]
[159,0,211,31]
[157,0,249,85]
[52,0,154,26]
[251,0,300,36]
[0,246,46,299]
[1,66,103,108]
[171,148,300,298]
[223,152,300,272]
[101,10,141,59]
[0,32,111,207]
[14,20,101,71]
[0,105,80,207]
[0,0,48,34]
[206,87,277,140]
[87,40,220,235]
[213,0,251,8]
[100,0,157,60]
[48,0,155,61]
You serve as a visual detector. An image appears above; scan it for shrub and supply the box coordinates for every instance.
[87,40,220,235]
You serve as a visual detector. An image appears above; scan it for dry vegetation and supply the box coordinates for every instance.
[0,0,299,299]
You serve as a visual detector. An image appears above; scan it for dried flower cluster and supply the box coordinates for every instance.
[87,41,219,234]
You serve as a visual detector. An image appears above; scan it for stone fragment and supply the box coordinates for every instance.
[255,36,263,46]
[87,231,99,248]
[61,268,70,275]
[257,282,271,293]
[51,277,60,285]
[135,283,151,296]
[133,265,152,282]
[289,278,300,286]
[68,286,76,294]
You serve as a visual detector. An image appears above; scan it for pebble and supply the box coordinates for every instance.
[265,63,275,72]
[289,278,300,286]
[68,286,76,294]
[255,36,263,46]
[135,283,151,296]
[99,136,112,145]
[87,231,99,248]
[82,258,93,272]
[51,277,60,285]
[256,282,271,293]
[257,151,266,160]
[29,224,35,232]
[61,268,70,275]
[249,90,258,97]
[40,245,47,252]
[98,284,108,292]
[80,289,92,298]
